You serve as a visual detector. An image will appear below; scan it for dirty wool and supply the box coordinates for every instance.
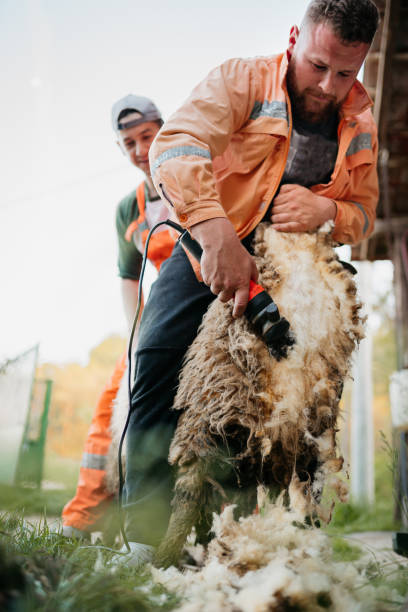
[153,488,397,612]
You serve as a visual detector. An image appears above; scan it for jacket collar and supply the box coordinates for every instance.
[340,80,373,118]
[278,51,373,120]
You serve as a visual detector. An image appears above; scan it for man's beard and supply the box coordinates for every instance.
[286,59,342,124]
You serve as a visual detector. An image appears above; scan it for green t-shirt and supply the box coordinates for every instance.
[116,184,171,279]
[115,188,143,280]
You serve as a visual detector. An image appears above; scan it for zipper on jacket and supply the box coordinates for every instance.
[262,87,293,219]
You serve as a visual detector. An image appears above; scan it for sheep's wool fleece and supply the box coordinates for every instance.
[169,223,364,510]
[153,491,399,611]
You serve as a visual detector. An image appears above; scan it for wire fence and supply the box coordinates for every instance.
[0,345,39,485]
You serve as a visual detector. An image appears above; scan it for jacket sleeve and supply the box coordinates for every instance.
[149,58,257,229]
[332,125,379,245]
[115,196,143,280]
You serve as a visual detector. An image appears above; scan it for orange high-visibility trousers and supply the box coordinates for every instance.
[62,352,127,531]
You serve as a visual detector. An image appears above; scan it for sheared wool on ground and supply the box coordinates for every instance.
[152,489,400,612]
[156,222,364,566]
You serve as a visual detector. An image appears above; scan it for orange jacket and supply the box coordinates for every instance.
[124,182,175,271]
[150,53,378,246]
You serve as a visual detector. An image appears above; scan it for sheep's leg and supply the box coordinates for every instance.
[154,461,207,568]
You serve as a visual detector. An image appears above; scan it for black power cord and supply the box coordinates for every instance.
[117,219,186,550]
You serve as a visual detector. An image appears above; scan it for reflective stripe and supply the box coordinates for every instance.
[346,133,372,157]
[81,453,107,470]
[152,146,211,176]
[125,182,146,241]
[350,201,369,234]
[250,100,288,122]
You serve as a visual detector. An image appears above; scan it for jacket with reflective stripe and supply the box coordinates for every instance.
[150,53,378,245]
[124,182,175,271]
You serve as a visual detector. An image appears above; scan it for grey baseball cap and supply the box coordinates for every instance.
[111,94,162,131]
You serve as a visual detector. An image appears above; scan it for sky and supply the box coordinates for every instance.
[0,0,393,365]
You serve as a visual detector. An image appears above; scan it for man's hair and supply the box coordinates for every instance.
[303,0,380,44]
[117,108,164,129]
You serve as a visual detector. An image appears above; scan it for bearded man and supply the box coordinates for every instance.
[121,0,380,564]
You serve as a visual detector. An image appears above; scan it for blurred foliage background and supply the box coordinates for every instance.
[38,334,126,462]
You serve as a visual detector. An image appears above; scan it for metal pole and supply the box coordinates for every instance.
[350,261,375,505]
[37,379,53,488]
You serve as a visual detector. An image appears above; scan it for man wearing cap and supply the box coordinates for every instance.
[61,95,175,539]
[121,0,380,563]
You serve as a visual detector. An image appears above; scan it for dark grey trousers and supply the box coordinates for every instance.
[124,233,255,545]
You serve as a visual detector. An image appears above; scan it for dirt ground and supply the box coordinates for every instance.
[346,530,408,565]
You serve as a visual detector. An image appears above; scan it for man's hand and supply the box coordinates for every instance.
[190,217,258,318]
[270,184,336,232]
[121,278,143,331]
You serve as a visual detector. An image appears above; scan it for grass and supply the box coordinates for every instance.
[0,447,180,611]
[0,450,80,519]
[42,451,81,490]
[1,509,407,612]
[326,440,403,536]
[0,512,179,612]
[0,483,75,517]
[330,536,363,562]
[1,442,407,611]
[365,562,408,606]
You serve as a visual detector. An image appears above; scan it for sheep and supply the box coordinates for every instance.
[153,221,365,568]
[104,221,364,570]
